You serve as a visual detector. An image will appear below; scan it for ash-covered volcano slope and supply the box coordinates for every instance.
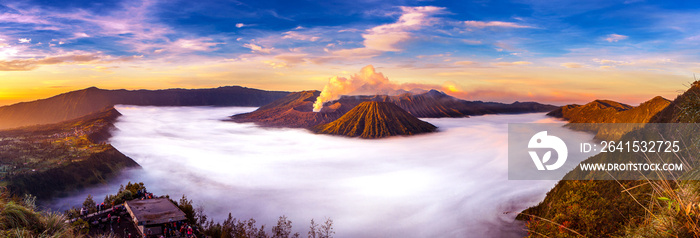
[311,101,437,139]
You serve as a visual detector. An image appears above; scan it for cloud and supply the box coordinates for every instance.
[74,32,90,38]
[274,54,307,64]
[260,54,309,69]
[313,65,463,111]
[262,60,288,69]
[18,38,31,44]
[328,48,383,59]
[0,10,50,25]
[0,53,140,71]
[282,31,320,41]
[173,38,221,51]
[309,6,447,64]
[454,61,476,66]
[605,34,628,42]
[236,23,246,28]
[243,43,273,54]
[492,61,532,66]
[462,39,483,45]
[561,62,584,68]
[361,6,445,52]
[85,105,562,238]
[593,58,632,66]
[464,21,533,29]
[494,42,520,52]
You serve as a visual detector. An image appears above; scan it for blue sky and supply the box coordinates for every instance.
[1,0,699,105]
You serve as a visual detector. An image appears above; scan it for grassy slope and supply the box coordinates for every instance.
[521,83,700,237]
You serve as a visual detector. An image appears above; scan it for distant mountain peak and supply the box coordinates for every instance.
[426,89,448,97]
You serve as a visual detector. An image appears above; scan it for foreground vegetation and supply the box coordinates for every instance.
[63,182,336,238]
[521,81,700,237]
[0,189,105,238]
[0,182,336,238]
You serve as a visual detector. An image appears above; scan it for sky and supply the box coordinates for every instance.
[1,0,700,106]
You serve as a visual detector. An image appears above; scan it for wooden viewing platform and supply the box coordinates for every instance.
[124,198,187,237]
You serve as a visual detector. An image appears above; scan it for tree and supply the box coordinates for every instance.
[178,195,197,225]
[82,194,96,213]
[319,218,334,238]
[308,218,334,238]
[308,219,318,238]
[272,215,297,238]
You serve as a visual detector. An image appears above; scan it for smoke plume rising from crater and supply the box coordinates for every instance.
[312,65,464,112]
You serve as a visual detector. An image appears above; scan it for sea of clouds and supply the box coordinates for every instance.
[47,106,590,237]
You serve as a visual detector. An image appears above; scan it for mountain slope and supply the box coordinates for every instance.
[231,89,557,128]
[650,81,700,123]
[229,90,345,128]
[311,101,437,138]
[547,96,671,140]
[0,107,139,198]
[520,83,700,237]
[0,86,289,130]
[547,96,670,123]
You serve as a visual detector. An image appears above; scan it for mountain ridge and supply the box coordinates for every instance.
[546,96,671,140]
[0,86,290,130]
[547,96,669,123]
[231,89,558,128]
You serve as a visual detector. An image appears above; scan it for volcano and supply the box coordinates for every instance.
[230,89,557,128]
[311,101,437,139]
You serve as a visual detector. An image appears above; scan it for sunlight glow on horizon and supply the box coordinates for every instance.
[1,0,699,106]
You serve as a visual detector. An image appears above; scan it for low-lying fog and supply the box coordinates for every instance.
[48,106,580,237]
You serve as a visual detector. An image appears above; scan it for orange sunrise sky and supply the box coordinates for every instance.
[1,0,699,106]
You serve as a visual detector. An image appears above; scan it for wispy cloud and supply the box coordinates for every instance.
[464,21,533,29]
[561,62,584,68]
[492,61,532,66]
[454,61,476,66]
[605,34,628,42]
[282,31,320,41]
[362,6,445,52]
[0,53,140,71]
[243,43,273,53]
[172,38,222,52]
